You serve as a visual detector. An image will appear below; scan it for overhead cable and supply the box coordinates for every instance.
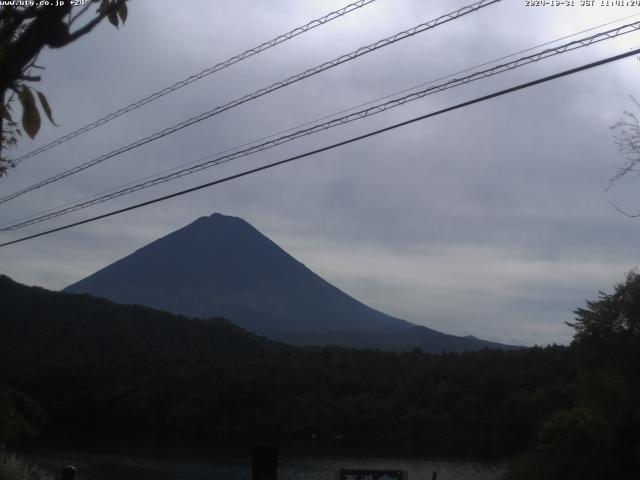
[8,0,378,166]
[3,20,638,231]
[9,8,633,231]
[2,47,639,248]
[0,0,501,206]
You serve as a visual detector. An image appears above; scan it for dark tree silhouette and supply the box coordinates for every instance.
[569,270,640,344]
[0,0,128,176]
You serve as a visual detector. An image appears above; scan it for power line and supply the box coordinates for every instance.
[0,0,501,206]
[8,0,378,166]
[4,20,639,231]
[2,46,639,249]
[6,10,634,230]
[5,19,637,230]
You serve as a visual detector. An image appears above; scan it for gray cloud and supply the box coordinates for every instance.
[1,0,639,345]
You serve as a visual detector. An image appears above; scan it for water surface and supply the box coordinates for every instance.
[24,448,506,480]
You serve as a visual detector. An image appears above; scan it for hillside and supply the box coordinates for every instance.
[0,274,289,368]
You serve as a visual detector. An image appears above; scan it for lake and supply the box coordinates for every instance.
[21,447,507,480]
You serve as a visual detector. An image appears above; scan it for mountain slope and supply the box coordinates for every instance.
[0,274,288,368]
[64,213,512,352]
[65,214,412,335]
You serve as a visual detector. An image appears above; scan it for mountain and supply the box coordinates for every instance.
[65,213,512,352]
[0,274,288,368]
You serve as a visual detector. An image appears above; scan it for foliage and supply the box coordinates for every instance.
[506,272,640,479]
[6,347,577,457]
[0,0,128,176]
[0,448,51,480]
[537,406,614,479]
[2,273,640,478]
[0,274,290,369]
[0,275,575,456]
[0,386,46,442]
[570,270,640,345]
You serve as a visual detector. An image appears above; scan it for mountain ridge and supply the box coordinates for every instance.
[64,213,514,352]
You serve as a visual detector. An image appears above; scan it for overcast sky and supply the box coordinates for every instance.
[1,0,639,346]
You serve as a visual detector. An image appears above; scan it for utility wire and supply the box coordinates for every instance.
[4,8,637,234]
[0,0,501,206]
[6,10,635,230]
[3,20,638,231]
[2,47,639,249]
[9,9,639,233]
[8,0,378,166]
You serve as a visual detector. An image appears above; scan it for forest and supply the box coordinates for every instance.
[1,273,639,479]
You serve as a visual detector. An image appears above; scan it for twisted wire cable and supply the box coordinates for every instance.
[0,0,502,206]
[3,19,638,232]
[25,8,629,228]
[9,0,378,166]
[2,46,640,248]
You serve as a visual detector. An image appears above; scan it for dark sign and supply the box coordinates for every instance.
[339,469,405,480]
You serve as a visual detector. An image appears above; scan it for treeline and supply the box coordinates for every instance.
[505,272,640,479]
[0,274,292,369]
[1,274,639,479]
[6,346,572,456]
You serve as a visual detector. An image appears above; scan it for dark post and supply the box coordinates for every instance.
[252,445,277,480]
[60,465,77,480]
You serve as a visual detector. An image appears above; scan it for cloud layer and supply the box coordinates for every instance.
[1,0,639,345]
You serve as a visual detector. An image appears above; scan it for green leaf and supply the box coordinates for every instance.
[36,90,58,126]
[18,88,41,139]
[117,1,128,24]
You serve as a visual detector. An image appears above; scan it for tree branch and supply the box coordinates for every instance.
[18,75,41,82]
[68,2,94,27]
[64,13,106,45]
[0,5,72,93]
[0,6,42,22]
[64,0,126,46]
[0,1,126,91]
[611,202,640,218]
